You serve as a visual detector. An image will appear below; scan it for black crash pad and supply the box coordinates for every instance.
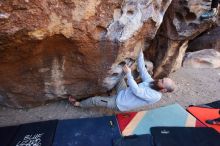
[0,125,18,146]
[151,127,220,146]
[9,120,58,146]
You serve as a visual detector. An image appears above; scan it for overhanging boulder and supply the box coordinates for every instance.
[0,0,171,108]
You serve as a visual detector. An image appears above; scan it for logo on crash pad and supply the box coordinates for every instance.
[16,133,44,146]
[160,129,170,134]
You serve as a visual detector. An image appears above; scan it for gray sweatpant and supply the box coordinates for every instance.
[79,78,127,110]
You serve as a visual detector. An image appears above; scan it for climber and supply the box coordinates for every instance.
[200,0,219,20]
[68,49,176,112]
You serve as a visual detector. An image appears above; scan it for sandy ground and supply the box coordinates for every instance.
[0,67,220,127]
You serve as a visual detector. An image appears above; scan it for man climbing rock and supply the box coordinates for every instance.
[69,50,176,111]
[200,0,219,20]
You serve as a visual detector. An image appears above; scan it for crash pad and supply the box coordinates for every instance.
[52,116,121,146]
[0,125,18,146]
[187,106,220,132]
[151,127,220,146]
[113,134,153,146]
[9,120,58,146]
[117,104,205,135]
[200,100,220,109]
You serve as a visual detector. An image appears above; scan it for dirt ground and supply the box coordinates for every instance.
[0,67,220,127]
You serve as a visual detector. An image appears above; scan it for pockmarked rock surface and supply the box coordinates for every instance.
[146,0,218,78]
[0,0,172,107]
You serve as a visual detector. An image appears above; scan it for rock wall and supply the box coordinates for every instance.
[0,0,172,108]
[146,0,217,78]
[188,26,220,52]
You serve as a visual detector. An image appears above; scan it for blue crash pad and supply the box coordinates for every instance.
[10,120,58,146]
[52,116,121,146]
[113,134,153,146]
